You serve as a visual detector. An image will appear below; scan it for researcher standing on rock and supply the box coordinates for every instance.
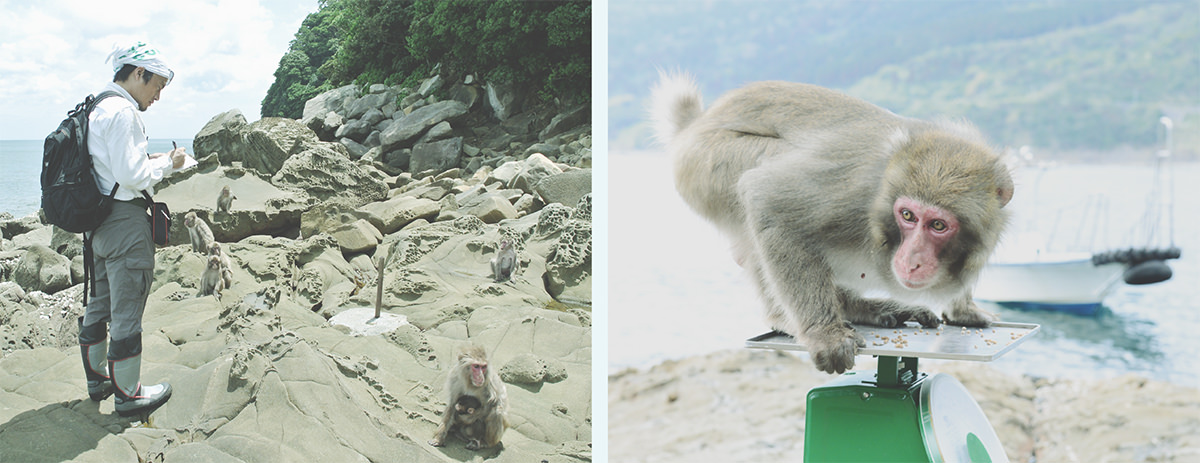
[78,41,187,417]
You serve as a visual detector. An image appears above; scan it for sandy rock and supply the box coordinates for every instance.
[359,196,441,235]
[237,117,322,174]
[512,153,563,193]
[193,109,248,159]
[461,195,519,224]
[272,144,389,203]
[12,245,71,294]
[501,353,569,385]
[330,219,382,254]
[155,166,309,245]
[535,169,592,207]
[49,226,82,260]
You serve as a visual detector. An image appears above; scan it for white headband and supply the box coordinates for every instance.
[107,41,174,85]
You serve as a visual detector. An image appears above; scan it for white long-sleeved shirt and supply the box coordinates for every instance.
[88,82,179,201]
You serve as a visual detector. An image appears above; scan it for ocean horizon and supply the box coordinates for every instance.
[0,139,193,219]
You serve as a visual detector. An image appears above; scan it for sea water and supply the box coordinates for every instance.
[0,139,193,219]
[610,151,1200,386]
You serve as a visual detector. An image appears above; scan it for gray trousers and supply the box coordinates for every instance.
[82,201,154,341]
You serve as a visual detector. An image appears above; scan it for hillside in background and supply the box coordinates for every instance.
[609,0,1199,159]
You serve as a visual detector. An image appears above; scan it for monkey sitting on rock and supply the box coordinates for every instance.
[197,254,224,300]
[430,344,509,450]
[217,185,236,214]
[490,239,517,282]
[652,73,1014,374]
[184,211,214,254]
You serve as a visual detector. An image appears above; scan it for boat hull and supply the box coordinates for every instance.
[974,256,1124,316]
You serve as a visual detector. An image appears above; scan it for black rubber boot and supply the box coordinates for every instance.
[109,334,172,417]
[78,317,112,401]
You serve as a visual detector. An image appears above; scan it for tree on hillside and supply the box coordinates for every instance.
[407,0,591,105]
[261,4,342,118]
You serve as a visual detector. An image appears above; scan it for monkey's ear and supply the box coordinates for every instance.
[997,175,1014,207]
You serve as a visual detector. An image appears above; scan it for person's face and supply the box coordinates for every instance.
[125,67,169,111]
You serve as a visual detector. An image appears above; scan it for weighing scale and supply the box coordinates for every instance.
[747,321,1039,463]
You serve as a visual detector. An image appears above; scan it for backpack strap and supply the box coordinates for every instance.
[78,90,125,307]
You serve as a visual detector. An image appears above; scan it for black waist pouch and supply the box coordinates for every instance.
[142,191,171,246]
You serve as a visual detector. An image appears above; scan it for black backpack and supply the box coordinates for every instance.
[41,91,122,306]
[41,91,121,233]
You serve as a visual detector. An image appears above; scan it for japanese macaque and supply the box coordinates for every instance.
[208,242,234,291]
[490,239,517,282]
[197,255,224,300]
[216,186,236,214]
[652,73,1013,374]
[429,344,509,450]
[184,212,214,254]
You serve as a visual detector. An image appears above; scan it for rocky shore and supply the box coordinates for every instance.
[0,71,591,462]
[609,349,1200,462]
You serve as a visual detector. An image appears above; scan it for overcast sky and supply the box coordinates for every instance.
[0,0,320,140]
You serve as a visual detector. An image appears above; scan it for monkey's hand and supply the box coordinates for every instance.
[942,298,996,327]
[807,322,865,374]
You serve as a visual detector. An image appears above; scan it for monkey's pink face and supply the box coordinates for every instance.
[891,196,958,289]
[470,363,487,387]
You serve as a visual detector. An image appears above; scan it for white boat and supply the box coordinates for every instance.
[975,245,1125,315]
[974,120,1183,315]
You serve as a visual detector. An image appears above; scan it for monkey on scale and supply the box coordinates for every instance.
[652,73,1013,374]
[430,343,509,450]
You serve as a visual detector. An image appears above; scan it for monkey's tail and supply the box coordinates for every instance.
[649,70,703,146]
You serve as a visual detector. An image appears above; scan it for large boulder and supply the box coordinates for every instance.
[193,109,248,159]
[359,196,441,235]
[272,144,389,203]
[380,101,468,151]
[236,118,322,174]
[12,245,72,294]
[512,153,564,193]
[410,137,463,175]
[535,169,592,207]
[539,104,590,140]
[486,81,523,121]
[345,92,389,120]
[301,84,359,133]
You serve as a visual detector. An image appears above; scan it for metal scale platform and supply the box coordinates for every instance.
[747,321,1039,463]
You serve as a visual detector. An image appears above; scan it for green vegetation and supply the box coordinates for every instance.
[263,0,591,119]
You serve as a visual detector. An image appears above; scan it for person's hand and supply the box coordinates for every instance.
[170,147,187,169]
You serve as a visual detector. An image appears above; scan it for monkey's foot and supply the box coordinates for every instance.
[807,325,865,374]
[465,439,482,450]
[428,438,445,447]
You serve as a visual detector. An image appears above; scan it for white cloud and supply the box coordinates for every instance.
[0,0,319,139]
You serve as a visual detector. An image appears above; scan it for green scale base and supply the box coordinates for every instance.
[747,322,1039,463]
